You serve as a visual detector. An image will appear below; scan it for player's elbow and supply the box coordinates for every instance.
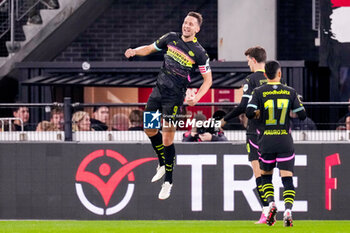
[246,108,255,119]
[205,76,212,87]
[202,72,212,86]
[208,80,212,88]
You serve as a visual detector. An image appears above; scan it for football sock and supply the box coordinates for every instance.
[282,176,295,210]
[149,131,165,166]
[164,144,176,184]
[256,176,269,207]
[261,174,274,203]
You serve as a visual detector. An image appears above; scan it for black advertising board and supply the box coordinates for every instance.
[0,142,348,220]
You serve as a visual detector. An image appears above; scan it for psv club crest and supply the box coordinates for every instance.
[75,149,156,215]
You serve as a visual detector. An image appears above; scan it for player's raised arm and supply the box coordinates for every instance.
[124,43,158,58]
[186,69,212,106]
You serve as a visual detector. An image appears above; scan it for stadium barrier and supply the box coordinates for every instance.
[1,100,350,142]
[2,130,350,142]
[0,142,347,220]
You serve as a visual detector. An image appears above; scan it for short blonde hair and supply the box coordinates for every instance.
[72,111,89,132]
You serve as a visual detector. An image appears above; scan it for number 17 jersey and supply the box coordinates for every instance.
[247,82,305,153]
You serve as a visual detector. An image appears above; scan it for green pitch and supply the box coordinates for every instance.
[0,220,349,233]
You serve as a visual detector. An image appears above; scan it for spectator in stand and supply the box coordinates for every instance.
[182,112,227,142]
[336,98,350,130]
[72,111,91,131]
[128,109,143,131]
[12,106,35,131]
[90,106,109,131]
[290,112,317,130]
[50,107,64,131]
[345,117,350,130]
[289,95,316,130]
[111,113,129,131]
[36,121,58,131]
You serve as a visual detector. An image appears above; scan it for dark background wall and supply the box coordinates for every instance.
[277,0,319,61]
[0,0,321,62]
[54,0,218,62]
[54,0,319,63]
[0,0,325,108]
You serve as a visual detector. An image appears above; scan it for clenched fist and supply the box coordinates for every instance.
[125,48,136,58]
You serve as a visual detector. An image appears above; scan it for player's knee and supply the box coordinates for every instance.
[162,137,174,147]
[280,169,293,177]
[251,160,261,177]
[144,128,158,137]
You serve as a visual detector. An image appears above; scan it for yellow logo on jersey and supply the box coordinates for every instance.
[264,129,288,135]
[188,51,195,57]
[166,45,195,67]
[262,89,290,98]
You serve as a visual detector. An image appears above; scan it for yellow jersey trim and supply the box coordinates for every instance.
[255,69,265,73]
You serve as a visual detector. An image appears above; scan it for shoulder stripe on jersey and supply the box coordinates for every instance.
[153,42,162,51]
[247,104,257,109]
[242,94,251,98]
[292,106,305,113]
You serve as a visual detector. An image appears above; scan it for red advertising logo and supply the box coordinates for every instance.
[331,0,350,7]
[325,153,341,211]
[75,149,156,215]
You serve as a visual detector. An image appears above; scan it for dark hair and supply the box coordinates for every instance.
[12,100,25,113]
[12,105,27,114]
[244,46,267,63]
[50,107,63,118]
[93,106,108,113]
[265,60,281,80]
[212,110,226,120]
[129,109,143,123]
[187,11,203,27]
[12,107,20,113]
